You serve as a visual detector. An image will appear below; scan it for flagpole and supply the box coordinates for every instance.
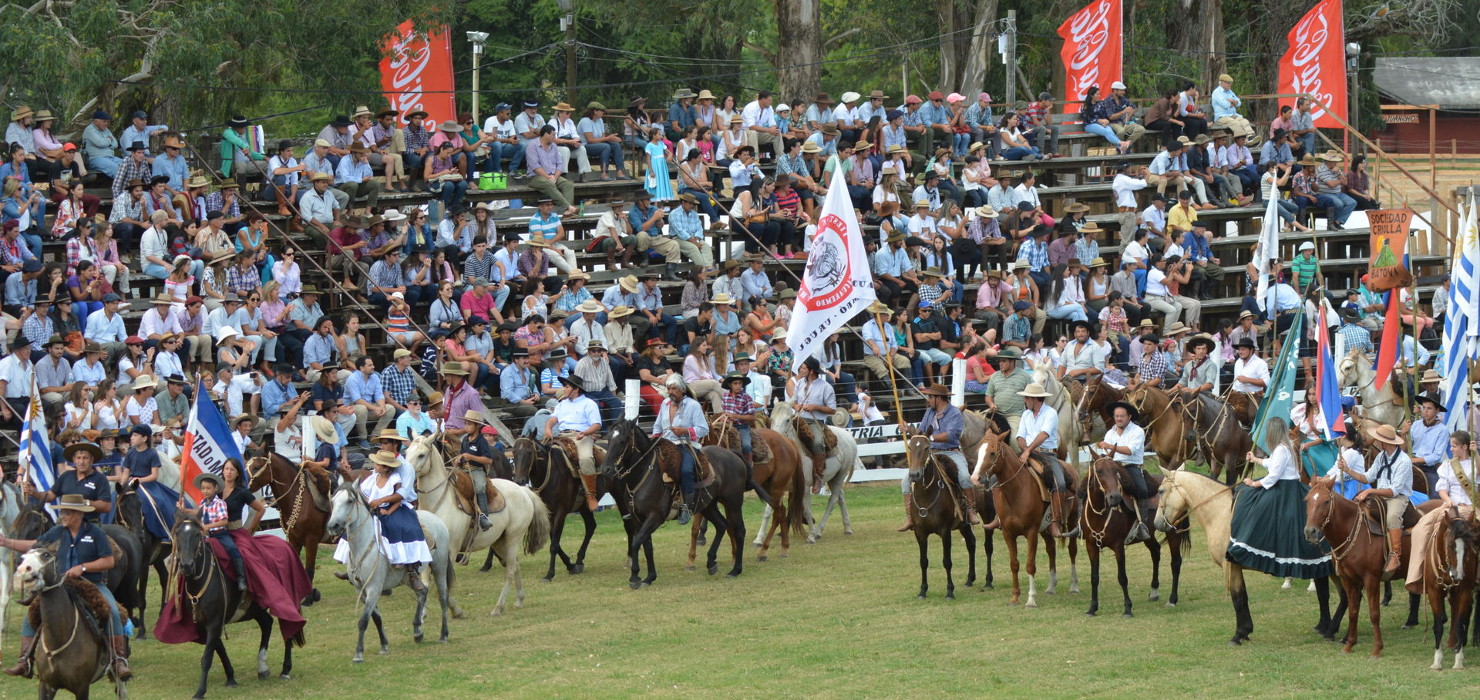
[875,311,904,418]
[1406,235,1418,435]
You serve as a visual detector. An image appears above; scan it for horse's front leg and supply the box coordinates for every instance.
[255,615,272,680]
[544,507,568,581]
[572,508,597,574]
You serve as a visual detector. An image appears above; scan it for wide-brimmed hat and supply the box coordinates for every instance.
[63,442,104,463]
[673,88,696,100]
[527,236,551,248]
[677,192,699,205]
[440,361,470,376]
[1166,322,1191,336]
[375,428,409,443]
[1420,369,1442,383]
[437,120,464,133]
[619,275,639,293]
[311,415,338,444]
[710,292,737,306]
[1017,383,1051,398]
[54,494,95,513]
[1105,401,1139,421]
[463,409,487,425]
[1366,423,1404,446]
[1233,337,1256,350]
[11,105,34,121]
[193,472,224,492]
[922,384,952,398]
[226,115,250,128]
[609,305,635,319]
[132,375,158,391]
[405,109,428,120]
[722,372,751,388]
[575,300,603,314]
[370,450,402,468]
[1414,392,1448,411]
[995,348,1021,360]
[696,90,715,101]
[1185,333,1216,353]
[1065,202,1090,214]
[561,375,587,393]
[1079,223,1104,236]
[552,102,574,113]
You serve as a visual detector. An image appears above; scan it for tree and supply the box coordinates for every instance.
[773,0,822,101]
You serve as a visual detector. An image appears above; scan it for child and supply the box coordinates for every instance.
[719,372,758,467]
[179,472,248,591]
[1098,291,1131,366]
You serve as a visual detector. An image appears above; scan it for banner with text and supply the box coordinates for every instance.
[1059,0,1122,113]
[1365,208,1414,292]
[1277,0,1347,128]
[380,21,456,128]
[786,166,877,371]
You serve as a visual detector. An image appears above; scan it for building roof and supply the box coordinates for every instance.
[1373,58,1480,110]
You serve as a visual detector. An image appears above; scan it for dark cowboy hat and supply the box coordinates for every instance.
[561,375,587,393]
[1414,392,1447,411]
[723,372,750,387]
[227,115,250,128]
[1104,401,1140,421]
[63,442,104,463]
[1233,337,1257,350]
[329,115,352,127]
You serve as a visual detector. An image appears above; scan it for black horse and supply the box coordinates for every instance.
[601,418,771,588]
[511,436,606,581]
[115,484,171,639]
[11,501,147,640]
[170,513,304,700]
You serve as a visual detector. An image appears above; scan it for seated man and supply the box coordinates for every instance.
[1014,382,1076,538]
[543,375,604,512]
[1094,401,1153,544]
[1176,333,1218,398]
[0,494,131,680]
[457,410,498,530]
[651,376,709,524]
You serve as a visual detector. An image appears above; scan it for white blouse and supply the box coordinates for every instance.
[1257,444,1301,488]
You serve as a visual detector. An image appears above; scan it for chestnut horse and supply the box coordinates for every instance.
[1303,476,1413,657]
[1077,376,1125,445]
[904,435,980,598]
[248,453,329,606]
[1421,510,1480,670]
[704,420,809,562]
[1155,467,1344,645]
[1123,384,1194,471]
[974,430,1078,607]
[1083,456,1186,617]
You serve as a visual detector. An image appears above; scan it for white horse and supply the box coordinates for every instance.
[769,402,857,542]
[325,481,452,663]
[1337,348,1405,428]
[155,448,181,492]
[1031,363,1085,473]
[405,435,551,617]
[0,481,22,650]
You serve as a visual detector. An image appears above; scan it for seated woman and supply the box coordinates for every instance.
[1291,395,1337,479]
[176,460,265,591]
[334,450,431,590]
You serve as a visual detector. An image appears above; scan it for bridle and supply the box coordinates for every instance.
[169,519,226,627]
[1306,485,1362,561]
[905,436,947,519]
[513,437,555,493]
[1159,471,1229,529]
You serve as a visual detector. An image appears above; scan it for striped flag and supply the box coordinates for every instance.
[179,380,243,505]
[1442,192,1479,427]
[18,375,56,497]
[1313,297,1346,438]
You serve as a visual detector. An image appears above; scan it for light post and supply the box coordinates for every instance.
[557,0,576,101]
[1345,41,1360,153]
[468,31,489,127]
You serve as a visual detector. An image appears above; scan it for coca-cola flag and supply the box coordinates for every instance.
[1059,0,1122,113]
[1278,0,1346,128]
[380,21,457,127]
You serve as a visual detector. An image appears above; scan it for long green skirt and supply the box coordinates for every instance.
[1299,441,1339,479]
[1226,480,1334,579]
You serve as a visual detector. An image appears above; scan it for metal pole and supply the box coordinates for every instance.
[471,49,482,128]
[565,14,578,102]
[1004,11,1018,107]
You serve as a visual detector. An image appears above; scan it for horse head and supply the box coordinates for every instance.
[512,437,542,486]
[405,435,442,481]
[1446,511,1479,581]
[245,455,274,492]
[11,500,52,541]
[14,543,60,606]
[1303,476,1339,545]
[770,402,796,438]
[602,419,645,479]
[115,485,146,541]
[171,511,211,580]
[904,434,932,482]
[1091,457,1128,508]
[1153,465,1190,533]
[324,480,367,540]
[974,430,1014,484]
[1336,348,1368,388]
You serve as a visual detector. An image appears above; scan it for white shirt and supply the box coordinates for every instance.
[832,104,857,124]
[1323,447,1366,483]
[1139,205,1166,234]
[1257,444,1301,488]
[1436,458,1478,508]
[1145,267,1170,297]
[1123,240,1150,265]
[1103,422,1146,465]
[1062,339,1105,373]
[741,100,774,130]
[1015,404,1060,451]
[1231,355,1269,394]
[0,354,32,398]
[1112,173,1147,208]
[552,395,602,432]
[1012,183,1041,210]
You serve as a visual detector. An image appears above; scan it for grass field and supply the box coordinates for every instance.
[11,483,1480,699]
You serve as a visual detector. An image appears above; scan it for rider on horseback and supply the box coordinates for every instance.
[458,410,499,530]
[1016,383,1077,538]
[1096,401,1154,544]
[652,376,709,525]
[543,375,604,512]
[719,372,758,469]
[1176,334,1218,398]
[901,385,981,528]
[1354,424,1418,577]
[0,495,132,681]
[792,357,837,495]
[1229,337,1267,425]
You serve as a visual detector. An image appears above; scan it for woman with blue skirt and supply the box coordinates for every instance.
[121,424,179,541]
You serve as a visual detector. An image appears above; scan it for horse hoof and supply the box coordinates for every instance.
[451,610,466,620]
[479,565,493,572]
[917,593,927,599]
[353,655,364,664]
[696,537,707,546]
[629,581,643,590]
[844,529,854,536]
[540,576,554,583]
[414,634,424,644]
[439,637,448,644]
[1166,602,1177,608]
[1122,613,1134,619]
[756,555,767,562]
[707,565,718,576]
[726,572,739,579]
[1085,611,1097,617]
[280,673,292,679]
[489,609,504,617]
[379,647,389,655]
[570,564,584,575]
[258,670,269,681]
[1228,639,1242,647]
[312,589,321,603]
[1148,590,1160,602]
[1370,652,1382,659]
[684,565,696,572]
[227,680,239,688]
[1025,601,1037,608]
[946,592,955,600]
[1402,624,1418,630]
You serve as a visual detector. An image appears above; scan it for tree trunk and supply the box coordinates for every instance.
[956,0,1000,95]
[1201,0,1225,99]
[938,0,960,89]
[774,0,821,103]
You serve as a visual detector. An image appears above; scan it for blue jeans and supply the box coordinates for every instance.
[1274,198,1298,224]
[482,144,514,173]
[403,151,425,180]
[736,424,753,454]
[20,231,42,258]
[1084,122,1121,146]
[144,259,204,280]
[679,444,696,495]
[999,146,1039,161]
[1046,303,1089,322]
[23,577,122,637]
[952,132,971,156]
[1316,192,1356,224]
[434,179,468,212]
[88,155,123,179]
[584,142,625,171]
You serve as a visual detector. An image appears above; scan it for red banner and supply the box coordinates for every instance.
[1277,0,1346,128]
[1058,0,1122,114]
[380,21,456,127]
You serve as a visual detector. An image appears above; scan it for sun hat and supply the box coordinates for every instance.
[370,451,402,468]
[312,415,338,444]
[63,442,104,464]
[1017,383,1051,398]
[193,472,224,492]
[54,494,96,513]
[1366,423,1404,446]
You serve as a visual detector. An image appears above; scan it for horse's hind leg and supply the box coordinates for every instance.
[1406,592,1423,629]
[753,504,774,547]
[724,498,745,578]
[702,505,729,576]
[1228,564,1253,644]
[480,547,499,572]
[834,475,854,535]
[572,509,597,574]
[256,615,272,680]
[942,529,956,599]
[1115,546,1133,618]
[686,516,701,572]
[492,539,518,615]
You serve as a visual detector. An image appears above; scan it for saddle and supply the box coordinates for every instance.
[1061,378,1085,409]
[1024,454,1080,504]
[549,436,608,476]
[1358,497,1425,535]
[711,423,773,464]
[27,578,114,635]
[448,469,507,516]
[794,417,838,452]
[299,462,334,513]
[656,441,715,489]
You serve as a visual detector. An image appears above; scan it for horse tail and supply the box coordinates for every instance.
[290,627,307,648]
[523,489,552,556]
[786,454,808,539]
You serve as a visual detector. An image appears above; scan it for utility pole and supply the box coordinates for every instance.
[558,0,577,102]
[1346,42,1361,154]
[1004,11,1017,107]
[467,32,488,127]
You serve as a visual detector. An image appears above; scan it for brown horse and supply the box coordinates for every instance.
[1082,456,1186,617]
[248,454,329,606]
[701,420,808,562]
[1421,510,1480,670]
[974,430,1078,607]
[1077,376,1125,444]
[1303,476,1418,657]
[1177,392,1251,484]
[1123,384,1193,470]
[904,435,982,598]
[14,546,124,700]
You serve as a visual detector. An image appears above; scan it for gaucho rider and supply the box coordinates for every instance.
[792,356,837,494]
[651,376,710,525]
[1012,382,1077,538]
[543,375,605,512]
[1095,400,1154,544]
[901,384,981,527]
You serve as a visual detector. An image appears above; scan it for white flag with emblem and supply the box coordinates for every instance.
[786,164,877,371]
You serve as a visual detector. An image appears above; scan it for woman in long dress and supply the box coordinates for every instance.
[644,126,674,201]
[1227,417,1334,579]
[334,450,431,588]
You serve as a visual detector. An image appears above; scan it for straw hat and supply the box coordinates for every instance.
[575,299,603,314]
[712,293,735,306]
[193,472,224,492]
[375,428,410,443]
[552,102,574,113]
[370,450,402,468]
[54,494,95,513]
[609,305,635,319]
[1166,322,1192,336]
[527,236,551,248]
[311,415,338,444]
[1065,202,1090,214]
[63,442,104,463]
[132,375,158,391]
[1017,383,1051,398]
[1366,423,1404,446]
[974,205,998,218]
[440,361,470,376]
[696,89,716,101]
[618,275,639,293]
[463,409,486,425]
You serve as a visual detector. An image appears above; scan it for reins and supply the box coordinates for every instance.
[1310,489,1365,562]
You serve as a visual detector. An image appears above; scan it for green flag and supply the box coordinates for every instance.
[1251,309,1305,457]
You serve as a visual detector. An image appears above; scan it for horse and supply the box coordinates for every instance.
[1177,392,1251,484]
[405,434,550,617]
[1030,364,1085,469]
[324,481,453,662]
[113,485,171,638]
[168,513,303,700]
[246,453,330,606]
[0,480,26,646]
[1082,456,1186,617]
[601,418,765,588]
[769,402,858,542]
[8,500,146,642]
[974,430,1078,607]
[1420,510,1480,670]
[904,435,980,598]
[1337,348,1405,429]
[1154,467,1344,645]
[14,545,126,700]
[1077,376,1125,445]
[1123,383,1195,470]
[705,420,808,562]
[511,436,604,581]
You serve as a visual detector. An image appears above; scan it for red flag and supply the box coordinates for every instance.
[1373,291,1401,392]
[1277,0,1347,128]
[380,21,457,128]
[1058,0,1122,113]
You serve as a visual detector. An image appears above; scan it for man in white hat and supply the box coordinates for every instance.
[544,375,605,511]
[575,340,621,427]
[568,299,606,358]
[1013,382,1075,538]
[834,91,863,141]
